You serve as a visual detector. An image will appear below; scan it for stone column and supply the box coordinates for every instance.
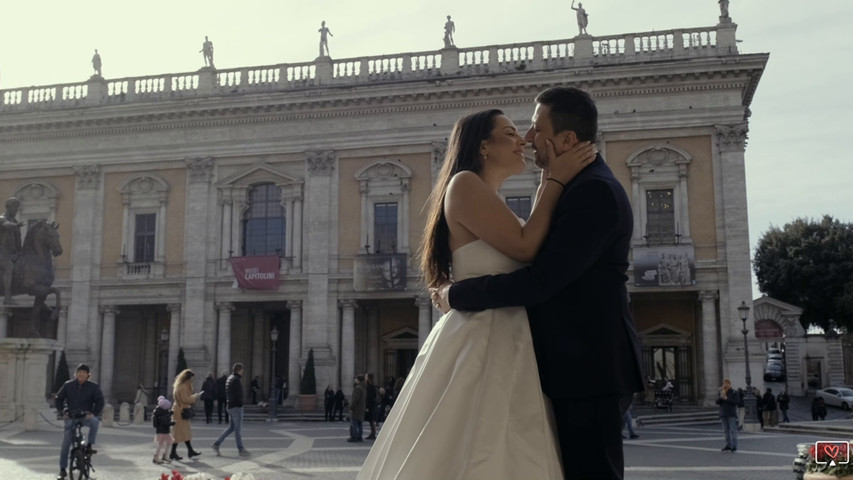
[215,303,233,374]
[220,190,233,262]
[69,165,102,369]
[167,303,181,379]
[156,194,167,264]
[715,124,753,370]
[416,295,432,349]
[292,195,303,271]
[366,306,380,377]
[287,300,303,398]
[400,179,410,254]
[699,291,720,406]
[56,306,68,348]
[339,299,357,396]
[303,151,336,368]
[0,306,9,339]
[183,158,215,371]
[99,305,119,402]
[251,310,266,393]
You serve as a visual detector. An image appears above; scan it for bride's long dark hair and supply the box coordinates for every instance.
[418,109,503,287]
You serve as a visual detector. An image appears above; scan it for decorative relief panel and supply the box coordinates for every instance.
[306,150,337,175]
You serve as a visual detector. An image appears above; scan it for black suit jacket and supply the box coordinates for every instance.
[449,155,645,400]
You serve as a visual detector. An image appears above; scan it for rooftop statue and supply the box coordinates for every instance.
[318,21,333,58]
[571,0,589,36]
[201,36,215,68]
[719,0,730,18]
[444,15,456,48]
[91,49,102,77]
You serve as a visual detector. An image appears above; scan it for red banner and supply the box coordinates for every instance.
[229,256,280,290]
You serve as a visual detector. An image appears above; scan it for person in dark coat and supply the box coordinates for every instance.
[762,388,778,426]
[777,390,791,423]
[215,373,229,424]
[212,363,250,457]
[365,373,378,439]
[152,396,175,464]
[333,388,345,421]
[250,376,260,405]
[55,364,105,480]
[812,397,827,421]
[201,373,216,424]
[324,385,335,421]
[347,375,366,442]
[716,379,739,452]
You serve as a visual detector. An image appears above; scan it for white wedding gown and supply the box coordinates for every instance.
[357,239,563,480]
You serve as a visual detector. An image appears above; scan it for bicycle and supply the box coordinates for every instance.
[65,410,96,480]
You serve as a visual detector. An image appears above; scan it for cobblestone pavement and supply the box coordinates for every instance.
[0,413,848,480]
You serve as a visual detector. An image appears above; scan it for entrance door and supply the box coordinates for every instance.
[395,349,417,379]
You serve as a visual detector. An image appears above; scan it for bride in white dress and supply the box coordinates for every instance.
[357,109,595,480]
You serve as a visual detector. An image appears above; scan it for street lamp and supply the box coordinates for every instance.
[269,326,279,421]
[159,328,169,398]
[738,301,759,429]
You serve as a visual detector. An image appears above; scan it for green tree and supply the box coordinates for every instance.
[176,347,188,377]
[53,350,70,393]
[300,348,317,395]
[753,215,853,330]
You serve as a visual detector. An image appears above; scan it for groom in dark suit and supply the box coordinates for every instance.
[434,86,645,480]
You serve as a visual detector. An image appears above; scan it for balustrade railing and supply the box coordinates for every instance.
[0,24,734,113]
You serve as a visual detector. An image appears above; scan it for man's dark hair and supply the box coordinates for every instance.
[232,362,243,374]
[535,86,598,142]
[76,363,90,373]
[356,374,365,382]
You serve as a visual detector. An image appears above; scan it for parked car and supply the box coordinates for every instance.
[767,353,784,362]
[764,363,786,382]
[815,387,853,410]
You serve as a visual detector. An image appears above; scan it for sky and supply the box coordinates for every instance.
[1,0,851,297]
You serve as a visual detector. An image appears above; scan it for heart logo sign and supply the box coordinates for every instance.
[825,444,840,459]
[816,441,850,467]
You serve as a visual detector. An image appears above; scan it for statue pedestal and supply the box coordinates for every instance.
[0,338,61,429]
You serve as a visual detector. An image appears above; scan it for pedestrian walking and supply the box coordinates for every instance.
[324,385,335,422]
[777,390,790,423]
[754,387,764,429]
[152,396,175,464]
[201,373,216,424]
[170,369,202,460]
[347,375,366,442]
[622,401,639,439]
[250,376,260,405]
[215,372,229,424]
[365,373,378,440]
[736,387,745,430]
[333,387,345,421]
[716,379,739,452]
[212,363,251,457]
[812,396,827,421]
[762,388,778,426]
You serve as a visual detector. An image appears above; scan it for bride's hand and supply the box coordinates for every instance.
[429,283,452,314]
[546,140,597,185]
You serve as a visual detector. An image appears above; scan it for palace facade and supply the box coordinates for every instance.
[0,18,768,406]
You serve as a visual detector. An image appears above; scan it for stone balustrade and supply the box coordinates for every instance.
[0,23,736,114]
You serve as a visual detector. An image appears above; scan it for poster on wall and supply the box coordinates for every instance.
[229,255,281,290]
[633,246,696,287]
[354,254,407,291]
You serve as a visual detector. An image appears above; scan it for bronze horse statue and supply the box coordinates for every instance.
[0,221,63,323]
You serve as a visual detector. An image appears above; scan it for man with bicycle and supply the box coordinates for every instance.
[55,364,105,479]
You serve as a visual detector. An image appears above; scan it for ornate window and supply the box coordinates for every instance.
[355,161,412,255]
[117,174,170,278]
[13,182,60,239]
[243,183,286,256]
[217,163,303,272]
[626,145,692,246]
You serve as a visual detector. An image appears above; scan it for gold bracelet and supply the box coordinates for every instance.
[547,177,566,189]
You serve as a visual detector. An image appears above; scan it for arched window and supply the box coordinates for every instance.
[243,183,285,256]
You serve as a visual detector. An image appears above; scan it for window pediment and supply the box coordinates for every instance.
[118,174,170,206]
[217,163,300,188]
[626,144,692,170]
[355,161,413,193]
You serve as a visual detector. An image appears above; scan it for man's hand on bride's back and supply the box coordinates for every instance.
[547,140,596,184]
[429,283,453,314]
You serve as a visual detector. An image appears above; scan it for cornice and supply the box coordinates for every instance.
[0,59,765,143]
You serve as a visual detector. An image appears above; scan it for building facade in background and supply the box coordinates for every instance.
[0,17,770,406]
